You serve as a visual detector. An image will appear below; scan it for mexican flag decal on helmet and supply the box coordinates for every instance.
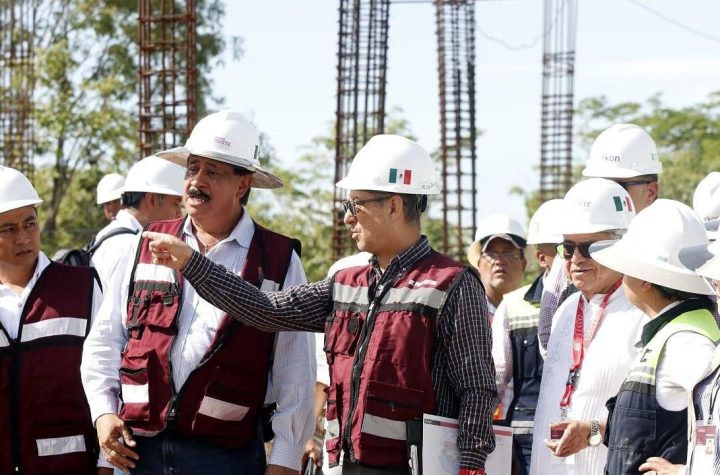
[389,168,412,185]
[613,195,633,212]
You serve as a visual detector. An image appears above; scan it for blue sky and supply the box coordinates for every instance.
[214,0,720,226]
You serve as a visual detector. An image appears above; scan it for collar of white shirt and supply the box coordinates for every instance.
[181,210,254,251]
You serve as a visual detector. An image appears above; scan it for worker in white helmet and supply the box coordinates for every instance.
[141,134,497,475]
[90,156,185,288]
[81,111,315,475]
[467,214,528,319]
[96,172,125,222]
[530,178,648,475]
[538,123,662,351]
[0,167,110,474]
[549,200,719,474]
[491,200,563,475]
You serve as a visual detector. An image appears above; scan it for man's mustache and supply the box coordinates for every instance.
[187,188,211,201]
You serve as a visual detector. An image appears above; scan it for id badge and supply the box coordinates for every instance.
[692,422,717,474]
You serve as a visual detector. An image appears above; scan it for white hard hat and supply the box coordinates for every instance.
[680,236,720,282]
[556,178,636,235]
[693,172,720,221]
[122,155,185,197]
[0,166,42,214]
[527,199,564,245]
[467,214,526,266]
[591,199,712,295]
[336,135,440,195]
[156,110,282,189]
[582,124,662,179]
[96,173,125,205]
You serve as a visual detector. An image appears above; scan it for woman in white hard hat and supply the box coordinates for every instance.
[556,200,720,474]
[530,178,648,475]
[641,240,720,474]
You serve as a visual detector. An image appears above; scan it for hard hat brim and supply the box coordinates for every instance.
[581,164,662,179]
[592,240,714,295]
[97,191,123,205]
[156,147,283,190]
[335,176,441,195]
[0,199,42,215]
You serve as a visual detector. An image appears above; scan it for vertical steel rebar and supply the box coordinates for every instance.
[138,0,198,160]
[0,0,36,176]
[539,0,578,201]
[435,0,477,262]
[332,0,390,261]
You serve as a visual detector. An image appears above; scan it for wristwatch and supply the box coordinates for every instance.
[588,419,602,446]
[459,469,487,475]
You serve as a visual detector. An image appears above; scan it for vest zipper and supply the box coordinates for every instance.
[10,339,21,472]
[343,280,397,463]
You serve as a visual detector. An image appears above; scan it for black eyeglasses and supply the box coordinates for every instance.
[342,196,391,216]
[558,241,596,259]
[614,179,654,190]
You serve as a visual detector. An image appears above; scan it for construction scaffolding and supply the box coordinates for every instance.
[332,0,391,261]
[138,0,198,159]
[538,0,578,201]
[435,0,478,262]
[0,0,36,175]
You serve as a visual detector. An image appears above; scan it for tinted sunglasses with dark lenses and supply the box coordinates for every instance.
[615,179,653,190]
[341,196,391,216]
[558,241,595,259]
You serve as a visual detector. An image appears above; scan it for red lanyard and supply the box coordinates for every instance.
[559,279,622,412]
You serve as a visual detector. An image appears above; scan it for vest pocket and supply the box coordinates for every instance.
[32,424,92,473]
[362,380,425,440]
[191,368,255,436]
[119,353,151,422]
[324,312,363,357]
[325,383,342,453]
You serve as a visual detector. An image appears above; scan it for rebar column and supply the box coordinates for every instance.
[539,0,578,201]
[435,0,477,262]
[332,0,391,261]
[0,0,36,175]
[138,0,198,159]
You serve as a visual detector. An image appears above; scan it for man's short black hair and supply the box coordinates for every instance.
[121,191,145,209]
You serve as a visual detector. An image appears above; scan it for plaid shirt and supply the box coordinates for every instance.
[182,236,498,469]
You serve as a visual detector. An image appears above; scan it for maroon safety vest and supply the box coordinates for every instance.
[0,262,97,475]
[119,217,300,449]
[324,251,465,468]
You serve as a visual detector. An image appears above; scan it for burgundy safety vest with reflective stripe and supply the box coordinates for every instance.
[324,251,464,468]
[0,262,97,475]
[119,217,300,448]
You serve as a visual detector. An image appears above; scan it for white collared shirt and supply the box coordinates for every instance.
[530,288,648,475]
[90,209,143,289]
[81,211,315,470]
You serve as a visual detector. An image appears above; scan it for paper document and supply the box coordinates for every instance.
[422,414,513,475]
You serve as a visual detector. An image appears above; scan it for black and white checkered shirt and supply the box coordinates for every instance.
[182,236,498,469]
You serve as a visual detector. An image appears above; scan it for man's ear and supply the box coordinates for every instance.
[234,174,253,200]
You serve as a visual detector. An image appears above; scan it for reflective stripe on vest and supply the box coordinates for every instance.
[20,317,87,343]
[326,250,466,468]
[622,309,720,394]
[36,435,86,457]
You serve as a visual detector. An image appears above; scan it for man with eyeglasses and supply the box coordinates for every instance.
[530,178,648,475]
[81,111,315,475]
[0,167,110,474]
[537,123,662,352]
[139,134,497,475]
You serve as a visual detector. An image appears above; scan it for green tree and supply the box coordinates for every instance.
[29,0,230,254]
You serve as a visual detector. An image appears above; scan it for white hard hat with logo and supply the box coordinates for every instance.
[157,110,282,189]
[556,178,636,235]
[122,155,185,197]
[96,173,125,205]
[527,199,564,245]
[336,135,440,195]
[0,166,42,214]
[582,124,662,179]
[591,199,712,295]
[467,214,527,267]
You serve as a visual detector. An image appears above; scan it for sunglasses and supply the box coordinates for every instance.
[558,241,596,259]
[341,196,391,216]
[614,179,654,190]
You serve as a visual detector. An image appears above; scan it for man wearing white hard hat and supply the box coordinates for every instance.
[538,123,662,351]
[551,199,720,474]
[468,214,528,318]
[491,200,563,475]
[90,155,185,288]
[530,178,648,475]
[81,111,315,475]
[0,167,111,474]
[140,134,497,475]
[96,172,125,222]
